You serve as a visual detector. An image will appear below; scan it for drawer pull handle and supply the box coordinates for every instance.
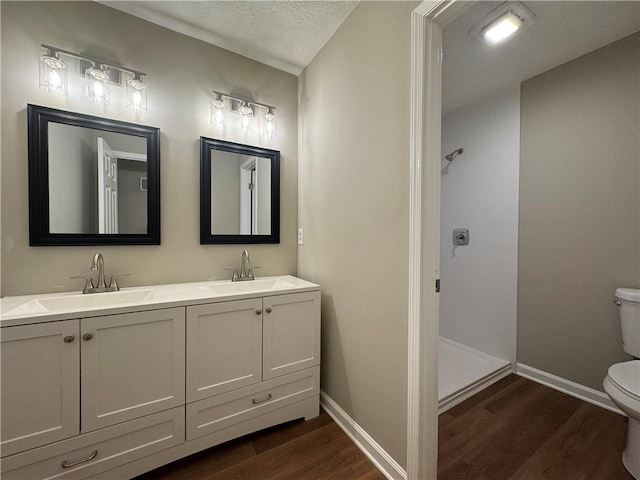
[82,333,93,341]
[256,309,262,315]
[63,335,75,343]
[252,393,272,405]
[61,450,98,469]
[265,307,272,313]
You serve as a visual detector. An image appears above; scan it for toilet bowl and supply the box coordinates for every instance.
[604,360,640,479]
[604,287,640,480]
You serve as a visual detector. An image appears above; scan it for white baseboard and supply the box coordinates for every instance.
[516,363,623,416]
[320,391,407,480]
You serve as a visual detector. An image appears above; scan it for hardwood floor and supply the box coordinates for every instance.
[439,374,633,480]
[134,410,385,480]
[135,375,631,480]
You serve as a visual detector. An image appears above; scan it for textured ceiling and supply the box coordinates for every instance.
[101,1,358,75]
[443,1,640,115]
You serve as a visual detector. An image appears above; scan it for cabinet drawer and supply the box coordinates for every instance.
[1,407,184,480]
[187,366,319,441]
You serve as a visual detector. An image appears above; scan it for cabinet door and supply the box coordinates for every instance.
[187,299,262,402]
[81,308,185,432]
[263,291,321,380]
[1,320,80,457]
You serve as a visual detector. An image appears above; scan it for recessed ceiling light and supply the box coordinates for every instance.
[483,11,523,44]
[470,1,535,46]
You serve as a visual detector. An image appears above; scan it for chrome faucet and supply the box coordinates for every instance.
[71,253,130,294]
[92,253,107,289]
[229,250,258,282]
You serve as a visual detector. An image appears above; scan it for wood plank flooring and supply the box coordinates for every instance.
[134,410,385,480]
[439,374,633,480]
[135,375,631,480]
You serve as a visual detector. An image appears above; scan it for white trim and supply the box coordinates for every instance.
[320,391,407,480]
[438,365,513,414]
[516,363,624,416]
[112,150,147,162]
[406,5,427,479]
[407,3,478,479]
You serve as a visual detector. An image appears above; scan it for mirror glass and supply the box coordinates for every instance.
[28,104,161,246]
[48,124,148,234]
[200,137,279,244]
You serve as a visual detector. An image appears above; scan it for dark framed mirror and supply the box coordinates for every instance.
[200,137,280,244]
[28,104,160,246]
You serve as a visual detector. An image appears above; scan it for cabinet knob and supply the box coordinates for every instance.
[63,335,75,343]
[82,333,93,341]
[265,307,272,313]
[256,309,262,315]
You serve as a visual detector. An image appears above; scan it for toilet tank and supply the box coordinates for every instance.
[617,288,640,358]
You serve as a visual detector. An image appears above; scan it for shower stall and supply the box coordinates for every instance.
[438,87,521,413]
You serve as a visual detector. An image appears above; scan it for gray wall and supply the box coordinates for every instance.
[518,33,640,391]
[1,1,298,296]
[298,1,416,467]
[118,159,147,234]
[48,123,96,233]
[210,152,242,235]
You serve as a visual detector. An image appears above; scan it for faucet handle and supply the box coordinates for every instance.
[224,268,239,282]
[250,266,261,280]
[109,273,130,291]
[70,276,94,293]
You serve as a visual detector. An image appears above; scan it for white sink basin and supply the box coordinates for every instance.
[4,290,154,316]
[209,278,295,295]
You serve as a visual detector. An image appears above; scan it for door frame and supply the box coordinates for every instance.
[406,1,472,478]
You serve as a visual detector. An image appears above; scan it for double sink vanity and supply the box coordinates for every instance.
[5,102,307,478]
[0,274,321,479]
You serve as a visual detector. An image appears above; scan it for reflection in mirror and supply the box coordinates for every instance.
[48,124,148,234]
[200,137,279,244]
[210,151,271,235]
[28,104,160,246]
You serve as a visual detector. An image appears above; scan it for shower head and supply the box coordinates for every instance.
[445,148,464,162]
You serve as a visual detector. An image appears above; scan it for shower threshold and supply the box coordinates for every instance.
[438,337,512,414]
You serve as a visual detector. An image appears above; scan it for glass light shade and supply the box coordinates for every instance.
[238,102,253,133]
[211,96,227,127]
[39,54,68,95]
[85,66,110,105]
[264,109,277,138]
[483,12,522,44]
[126,77,148,113]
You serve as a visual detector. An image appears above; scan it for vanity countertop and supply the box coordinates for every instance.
[0,275,319,327]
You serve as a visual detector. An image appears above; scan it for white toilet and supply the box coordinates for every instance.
[603,288,640,480]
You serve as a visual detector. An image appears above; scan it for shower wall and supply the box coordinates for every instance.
[440,85,520,364]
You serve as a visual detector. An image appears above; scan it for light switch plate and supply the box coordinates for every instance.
[298,228,304,245]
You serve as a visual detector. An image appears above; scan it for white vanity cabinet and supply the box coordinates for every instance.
[1,320,80,457]
[186,298,263,402]
[185,291,321,442]
[263,292,321,380]
[0,276,320,480]
[80,308,186,432]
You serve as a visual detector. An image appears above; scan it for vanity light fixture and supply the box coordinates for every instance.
[211,93,227,127]
[237,101,254,134]
[85,63,110,105]
[265,108,277,139]
[470,1,535,45]
[126,74,148,113]
[38,44,149,112]
[210,90,277,138]
[39,48,68,96]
